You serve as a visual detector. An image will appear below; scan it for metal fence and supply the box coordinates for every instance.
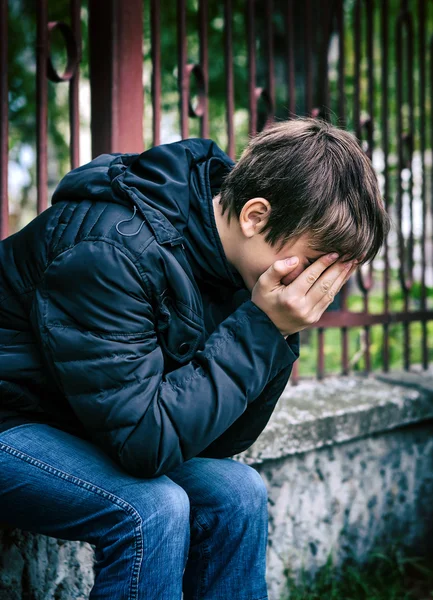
[1,0,433,382]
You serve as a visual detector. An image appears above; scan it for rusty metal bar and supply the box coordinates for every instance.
[316,310,432,328]
[286,0,295,117]
[340,297,349,374]
[247,0,257,136]
[69,0,81,169]
[115,0,144,153]
[363,318,371,374]
[89,0,144,155]
[426,34,433,300]
[314,0,333,121]
[430,31,433,372]
[336,0,349,375]
[353,0,375,156]
[46,17,80,169]
[418,0,428,370]
[354,0,361,138]
[304,0,313,114]
[177,0,188,139]
[177,1,207,139]
[341,326,349,376]
[89,0,114,154]
[381,0,390,372]
[199,0,209,138]
[291,358,299,386]
[36,0,48,214]
[0,0,8,239]
[364,0,374,375]
[224,0,235,159]
[337,0,345,125]
[247,0,273,135]
[396,0,415,370]
[353,0,376,374]
[366,0,374,160]
[317,328,325,380]
[151,0,161,147]
[354,0,374,158]
[265,0,275,121]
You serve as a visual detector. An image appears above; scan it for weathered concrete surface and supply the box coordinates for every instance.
[375,369,433,394]
[234,371,433,465]
[0,370,432,600]
[0,527,94,599]
[230,369,433,600]
[254,423,433,600]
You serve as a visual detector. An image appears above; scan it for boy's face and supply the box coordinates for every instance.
[213,194,338,292]
[228,197,329,291]
[241,230,327,291]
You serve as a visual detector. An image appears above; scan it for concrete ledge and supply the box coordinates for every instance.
[234,368,433,465]
[0,527,94,600]
[257,422,433,600]
[375,369,433,394]
[232,368,433,599]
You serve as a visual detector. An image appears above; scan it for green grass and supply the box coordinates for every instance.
[283,548,433,600]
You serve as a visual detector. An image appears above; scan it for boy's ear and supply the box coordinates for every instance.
[240,198,271,237]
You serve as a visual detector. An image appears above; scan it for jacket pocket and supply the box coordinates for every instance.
[155,292,204,363]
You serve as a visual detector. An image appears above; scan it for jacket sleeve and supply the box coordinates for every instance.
[32,240,299,478]
[196,337,298,458]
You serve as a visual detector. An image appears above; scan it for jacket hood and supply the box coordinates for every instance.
[52,138,247,291]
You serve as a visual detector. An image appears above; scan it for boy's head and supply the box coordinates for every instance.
[214,117,391,290]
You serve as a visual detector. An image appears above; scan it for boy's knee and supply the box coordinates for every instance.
[131,481,190,527]
[211,461,268,516]
[237,465,268,510]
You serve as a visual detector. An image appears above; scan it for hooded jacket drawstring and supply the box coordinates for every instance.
[115,206,145,237]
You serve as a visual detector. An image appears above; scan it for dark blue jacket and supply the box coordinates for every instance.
[0,138,299,478]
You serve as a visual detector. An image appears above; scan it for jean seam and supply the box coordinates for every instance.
[0,440,144,600]
[189,506,212,600]
[190,503,268,600]
[196,537,211,600]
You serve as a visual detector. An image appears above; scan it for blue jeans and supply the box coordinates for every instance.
[0,423,269,600]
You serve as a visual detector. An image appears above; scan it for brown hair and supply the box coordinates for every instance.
[219,117,391,265]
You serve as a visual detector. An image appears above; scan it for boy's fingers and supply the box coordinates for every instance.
[307,263,351,307]
[313,262,357,314]
[258,257,299,290]
[303,257,351,306]
[293,253,341,296]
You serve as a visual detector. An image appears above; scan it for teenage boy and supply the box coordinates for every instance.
[0,118,390,599]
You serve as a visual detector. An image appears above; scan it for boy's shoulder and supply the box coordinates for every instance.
[44,198,156,264]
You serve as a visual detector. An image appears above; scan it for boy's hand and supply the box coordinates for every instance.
[251,253,357,337]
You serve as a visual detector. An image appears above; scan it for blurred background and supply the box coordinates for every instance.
[2,0,433,379]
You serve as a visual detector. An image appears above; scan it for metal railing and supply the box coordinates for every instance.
[1,0,432,381]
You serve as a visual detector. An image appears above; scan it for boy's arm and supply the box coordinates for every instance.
[32,240,298,478]
[196,337,298,458]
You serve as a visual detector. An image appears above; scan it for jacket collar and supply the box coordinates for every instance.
[182,155,246,290]
[114,139,247,290]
